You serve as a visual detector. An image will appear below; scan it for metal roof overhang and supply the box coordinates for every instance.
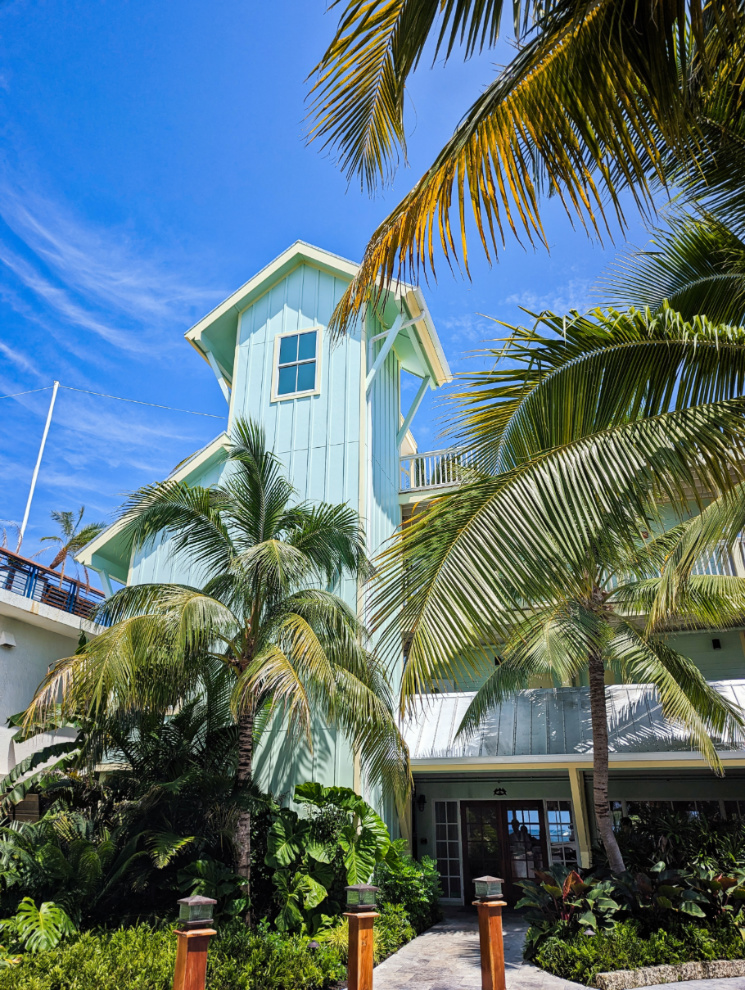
[403,680,745,769]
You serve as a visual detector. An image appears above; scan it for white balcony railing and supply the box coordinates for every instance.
[400,448,478,492]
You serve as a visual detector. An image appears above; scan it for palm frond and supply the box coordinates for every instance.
[612,622,745,770]
[600,210,745,323]
[308,0,513,191]
[322,0,743,332]
[375,396,745,709]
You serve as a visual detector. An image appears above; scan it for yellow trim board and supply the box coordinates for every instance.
[411,754,745,773]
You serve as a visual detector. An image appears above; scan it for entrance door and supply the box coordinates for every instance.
[461,802,548,905]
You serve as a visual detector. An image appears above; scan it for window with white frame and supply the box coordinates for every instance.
[546,800,578,867]
[273,329,320,399]
[434,801,462,900]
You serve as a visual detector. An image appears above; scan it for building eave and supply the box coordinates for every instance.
[76,432,230,580]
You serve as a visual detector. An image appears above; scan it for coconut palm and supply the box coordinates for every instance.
[24,418,410,916]
[372,307,745,873]
[38,507,105,583]
[308,0,745,331]
[600,208,745,326]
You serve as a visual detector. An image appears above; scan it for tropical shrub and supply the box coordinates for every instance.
[0,921,345,990]
[613,807,745,874]
[374,850,442,932]
[315,903,416,965]
[534,918,745,985]
[264,783,400,933]
[0,898,76,953]
[517,867,621,957]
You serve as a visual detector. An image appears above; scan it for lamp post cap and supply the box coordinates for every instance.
[473,876,503,884]
[177,895,218,906]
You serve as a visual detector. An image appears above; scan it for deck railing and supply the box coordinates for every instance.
[400,448,478,492]
[0,548,108,624]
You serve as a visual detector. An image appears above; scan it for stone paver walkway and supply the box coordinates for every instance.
[373,909,585,990]
[371,910,745,990]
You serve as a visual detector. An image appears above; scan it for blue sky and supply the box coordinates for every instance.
[0,0,652,576]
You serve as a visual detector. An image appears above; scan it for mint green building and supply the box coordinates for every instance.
[80,241,745,906]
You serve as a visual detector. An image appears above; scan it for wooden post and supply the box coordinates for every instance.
[172,928,217,990]
[473,900,507,990]
[345,910,378,990]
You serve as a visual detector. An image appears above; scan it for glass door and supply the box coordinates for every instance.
[503,804,547,898]
[460,802,502,903]
[460,801,548,905]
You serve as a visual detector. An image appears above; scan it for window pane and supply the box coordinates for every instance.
[279,335,298,364]
[296,361,316,392]
[277,365,297,395]
[298,331,316,361]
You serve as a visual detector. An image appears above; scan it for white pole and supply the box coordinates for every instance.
[17,380,59,554]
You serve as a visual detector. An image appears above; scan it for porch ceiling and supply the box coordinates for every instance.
[403,680,745,763]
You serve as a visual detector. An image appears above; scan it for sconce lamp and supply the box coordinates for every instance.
[416,793,427,812]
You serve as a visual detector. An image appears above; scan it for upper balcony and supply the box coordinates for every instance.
[0,548,108,625]
[400,448,474,496]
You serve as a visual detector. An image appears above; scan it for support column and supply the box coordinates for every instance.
[172,929,216,990]
[474,900,507,990]
[569,767,593,869]
[345,911,378,990]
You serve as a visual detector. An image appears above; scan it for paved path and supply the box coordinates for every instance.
[373,909,585,990]
[371,910,745,990]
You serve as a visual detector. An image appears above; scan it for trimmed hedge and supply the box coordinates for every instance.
[533,919,745,986]
[0,922,345,990]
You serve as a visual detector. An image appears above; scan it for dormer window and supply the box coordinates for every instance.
[272,328,321,400]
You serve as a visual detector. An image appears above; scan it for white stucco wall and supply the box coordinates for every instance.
[0,590,98,775]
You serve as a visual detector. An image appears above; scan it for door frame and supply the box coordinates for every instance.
[460,799,549,905]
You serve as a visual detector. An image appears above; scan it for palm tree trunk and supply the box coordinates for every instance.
[587,651,626,874]
[235,700,255,925]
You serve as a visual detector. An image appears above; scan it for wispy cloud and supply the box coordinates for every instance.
[0,338,41,376]
[0,178,225,357]
[504,278,593,315]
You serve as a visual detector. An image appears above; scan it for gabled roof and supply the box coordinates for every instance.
[76,433,230,583]
[185,240,451,388]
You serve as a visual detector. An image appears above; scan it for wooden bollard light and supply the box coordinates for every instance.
[473,876,507,990]
[344,883,379,990]
[172,895,217,990]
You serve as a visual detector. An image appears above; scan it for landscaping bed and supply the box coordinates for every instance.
[518,810,745,988]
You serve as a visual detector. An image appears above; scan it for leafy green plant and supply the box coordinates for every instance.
[517,866,621,957]
[1,898,76,953]
[613,862,710,921]
[534,918,745,985]
[265,783,402,933]
[0,921,345,990]
[316,903,415,965]
[0,945,20,970]
[374,847,442,933]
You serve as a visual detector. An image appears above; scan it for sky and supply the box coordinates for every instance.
[0,0,654,578]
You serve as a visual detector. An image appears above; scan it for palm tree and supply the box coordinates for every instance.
[38,507,105,583]
[600,208,745,326]
[372,307,745,873]
[24,419,410,917]
[308,0,745,331]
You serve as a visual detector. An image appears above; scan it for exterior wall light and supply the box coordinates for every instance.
[344,883,379,912]
[416,793,427,812]
[177,894,217,930]
[473,876,503,902]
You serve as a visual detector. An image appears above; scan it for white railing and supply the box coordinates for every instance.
[400,448,478,492]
